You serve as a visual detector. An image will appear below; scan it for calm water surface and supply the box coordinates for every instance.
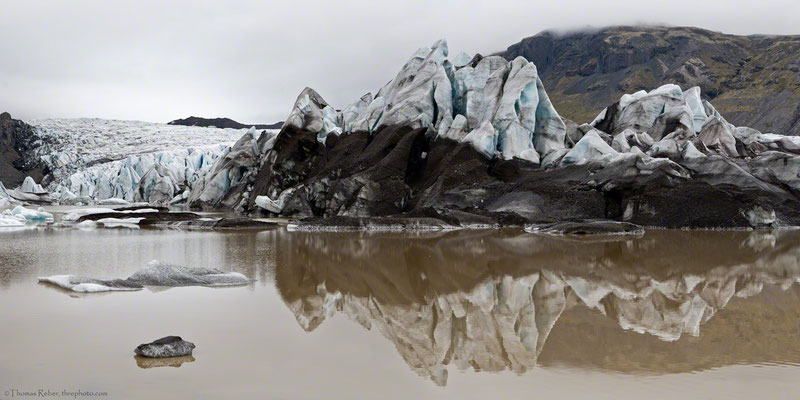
[1,221,799,399]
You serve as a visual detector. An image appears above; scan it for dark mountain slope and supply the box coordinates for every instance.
[168,116,282,130]
[501,26,800,135]
[0,112,45,187]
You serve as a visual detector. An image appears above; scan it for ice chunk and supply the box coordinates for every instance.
[560,130,617,166]
[254,188,297,213]
[62,208,116,221]
[127,261,250,287]
[38,275,143,293]
[20,176,47,194]
[0,181,18,208]
[97,198,130,205]
[96,217,144,228]
[683,86,708,133]
[0,212,26,227]
[376,40,453,132]
[340,93,372,132]
[284,87,329,133]
[463,121,498,159]
[439,114,469,141]
[11,205,53,222]
[698,116,739,157]
[682,141,706,160]
[38,260,251,293]
[451,51,473,68]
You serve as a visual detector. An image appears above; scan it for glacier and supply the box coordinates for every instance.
[6,38,800,228]
[232,39,800,228]
[5,118,278,206]
[277,40,567,163]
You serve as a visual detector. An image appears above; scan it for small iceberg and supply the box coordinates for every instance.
[97,198,130,205]
[9,205,53,222]
[135,336,195,358]
[37,275,143,293]
[525,220,645,236]
[38,260,252,293]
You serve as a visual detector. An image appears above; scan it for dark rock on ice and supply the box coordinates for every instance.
[37,275,143,293]
[75,211,201,223]
[168,116,282,130]
[143,217,279,230]
[134,336,195,358]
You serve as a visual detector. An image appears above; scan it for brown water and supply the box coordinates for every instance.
[1,226,799,399]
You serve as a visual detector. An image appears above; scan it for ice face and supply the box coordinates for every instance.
[451,51,473,68]
[278,40,566,163]
[698,116,739,157]
[50,146,228,205]
[187,128,278,210]
[17,118,258,206]
[339,93,372,132]
[487,57,541,161]
[284,88,329,133]
[613,84,686,133]
[463,121,499,159]
[27,118,248,183]
[560,130,618,166]
[683,86,708,133]
[375,42,453,132]
[438,114,469,141]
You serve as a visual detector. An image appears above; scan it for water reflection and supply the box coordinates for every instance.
[134,355,195,369]
[274,229,800,385]
[0,228,278,288]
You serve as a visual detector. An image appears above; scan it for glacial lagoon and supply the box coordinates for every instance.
[1,221,800,399]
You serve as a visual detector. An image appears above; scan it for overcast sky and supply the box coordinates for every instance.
[1,0,798,123]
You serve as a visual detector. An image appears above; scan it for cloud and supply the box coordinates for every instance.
[1,0,798,123]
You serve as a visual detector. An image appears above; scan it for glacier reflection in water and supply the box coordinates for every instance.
[273,229,800,385]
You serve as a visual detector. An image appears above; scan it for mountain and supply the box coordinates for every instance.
[0,112,45,188]
[168,116,283,130]
[500,26,800,136]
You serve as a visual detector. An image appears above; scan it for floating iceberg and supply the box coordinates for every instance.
[38,275,143,293]
[10,205,53,222]
[39,260,251,293]
[0,213,25,227]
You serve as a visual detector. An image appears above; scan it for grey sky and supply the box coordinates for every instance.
[1,0,798,123]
